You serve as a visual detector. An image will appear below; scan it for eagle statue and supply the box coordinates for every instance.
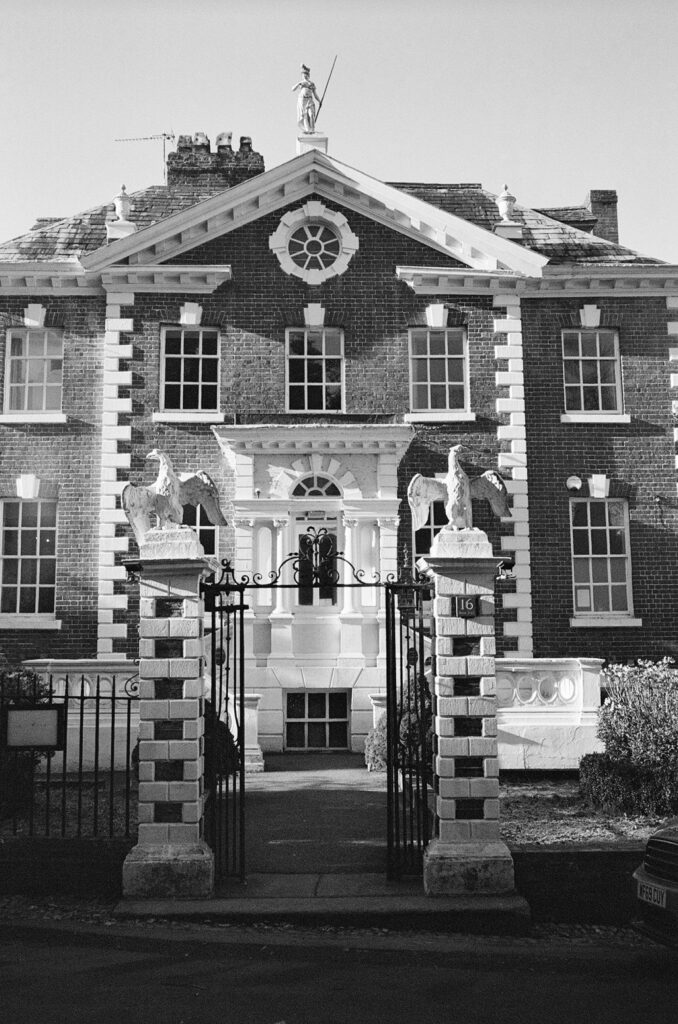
[122,448,228,547]
[408,444,511,532]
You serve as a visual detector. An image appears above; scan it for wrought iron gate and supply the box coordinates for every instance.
[201,528,434,882]
[202,584,247,880]
[385,581,435,879]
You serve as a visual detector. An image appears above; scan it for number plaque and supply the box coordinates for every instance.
[455,596,478,618]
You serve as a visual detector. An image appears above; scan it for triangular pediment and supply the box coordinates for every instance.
[80,150,548,278]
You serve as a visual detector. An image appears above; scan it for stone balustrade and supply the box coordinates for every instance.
[495,657,604,769]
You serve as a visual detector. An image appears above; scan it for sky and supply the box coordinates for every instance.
[1,0,677,261]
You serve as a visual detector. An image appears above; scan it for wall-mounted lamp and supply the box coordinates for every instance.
[566,476,582,491]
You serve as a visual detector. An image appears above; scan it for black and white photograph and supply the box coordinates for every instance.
[0,1,677,1021]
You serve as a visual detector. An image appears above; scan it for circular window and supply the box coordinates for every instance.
[293,474,341,497]
[269,200,359,285]
[288,224,341,271]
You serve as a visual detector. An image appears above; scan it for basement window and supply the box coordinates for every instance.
[284,691,349,750]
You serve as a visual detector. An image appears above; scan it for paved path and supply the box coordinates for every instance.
[243,753,388,875]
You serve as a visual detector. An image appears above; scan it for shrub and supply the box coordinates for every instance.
[364,713,387,772]
[364,691,433,779]
[0,667,50,819]
[580,658,678,816]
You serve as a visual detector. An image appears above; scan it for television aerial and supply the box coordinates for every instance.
[114,131,176,182]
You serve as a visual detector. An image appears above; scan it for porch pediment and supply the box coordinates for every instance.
[212,423,415,504]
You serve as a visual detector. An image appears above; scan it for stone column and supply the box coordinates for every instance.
[122,527,214,898]
[339,516,362,659]
[419,529,517,898]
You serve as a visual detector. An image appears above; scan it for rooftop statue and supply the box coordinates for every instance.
[292,64,321,134]
[122,449,228,548]
[408,444,511,533]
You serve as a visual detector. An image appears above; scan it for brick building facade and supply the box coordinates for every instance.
[1,131,676,758]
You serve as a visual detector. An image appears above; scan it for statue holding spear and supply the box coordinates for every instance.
[292,58,337,134]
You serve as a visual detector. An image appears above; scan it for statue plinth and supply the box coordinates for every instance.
[297,132,328,156]
[430,528,494,560]
[138,525,205,562]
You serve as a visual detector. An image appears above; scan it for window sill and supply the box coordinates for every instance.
[0,413,67,424]
[569,616,643,628]
[560,413,631,424]
[404,411,476,423]
[0,615,63,630]
[152,412,226,424]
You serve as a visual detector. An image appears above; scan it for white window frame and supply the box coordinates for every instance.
[561,329,624,418]
[182,503,218,557]
[413,499,447,561]
[0,498,61,628]
[407,327,470,418]
[3,328,64,417]
[285,328,345,414]
[159,326,220,414]
[569,497,641,627]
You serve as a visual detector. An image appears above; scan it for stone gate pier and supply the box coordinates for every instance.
[419,529,525,911]
[122,527,214,898]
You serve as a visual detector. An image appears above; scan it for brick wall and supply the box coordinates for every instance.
[522,296,678,661]
[0,298,104,664]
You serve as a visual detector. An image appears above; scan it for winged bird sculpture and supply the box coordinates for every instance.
[122,448,228,547]
[408,444,510,533]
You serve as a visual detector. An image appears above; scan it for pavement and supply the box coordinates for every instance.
[2,913,676,1024]
[1,754,674,953]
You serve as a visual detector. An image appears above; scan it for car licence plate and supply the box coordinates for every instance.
[638,881,667,908]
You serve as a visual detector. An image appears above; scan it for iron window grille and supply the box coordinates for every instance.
[409,328,468,412]
[0,499,57,614]
[4,329,63,413]
[286,328,344,412]
[562,329,623,413]
[570,498,633,615]
[161,327,219,412]
[285,690,349,750]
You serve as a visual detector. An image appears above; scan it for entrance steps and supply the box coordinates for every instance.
[116,872,530,935]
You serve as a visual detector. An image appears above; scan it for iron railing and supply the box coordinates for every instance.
[0,671,139,839]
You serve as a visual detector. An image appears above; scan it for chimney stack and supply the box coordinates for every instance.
[586,190,619,244]
[166,133,265,189]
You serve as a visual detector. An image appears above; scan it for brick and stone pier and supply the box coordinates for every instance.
[122,527,214,898]
[419,530,522,903]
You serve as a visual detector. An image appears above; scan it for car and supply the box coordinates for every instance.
[633,819,678,943]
